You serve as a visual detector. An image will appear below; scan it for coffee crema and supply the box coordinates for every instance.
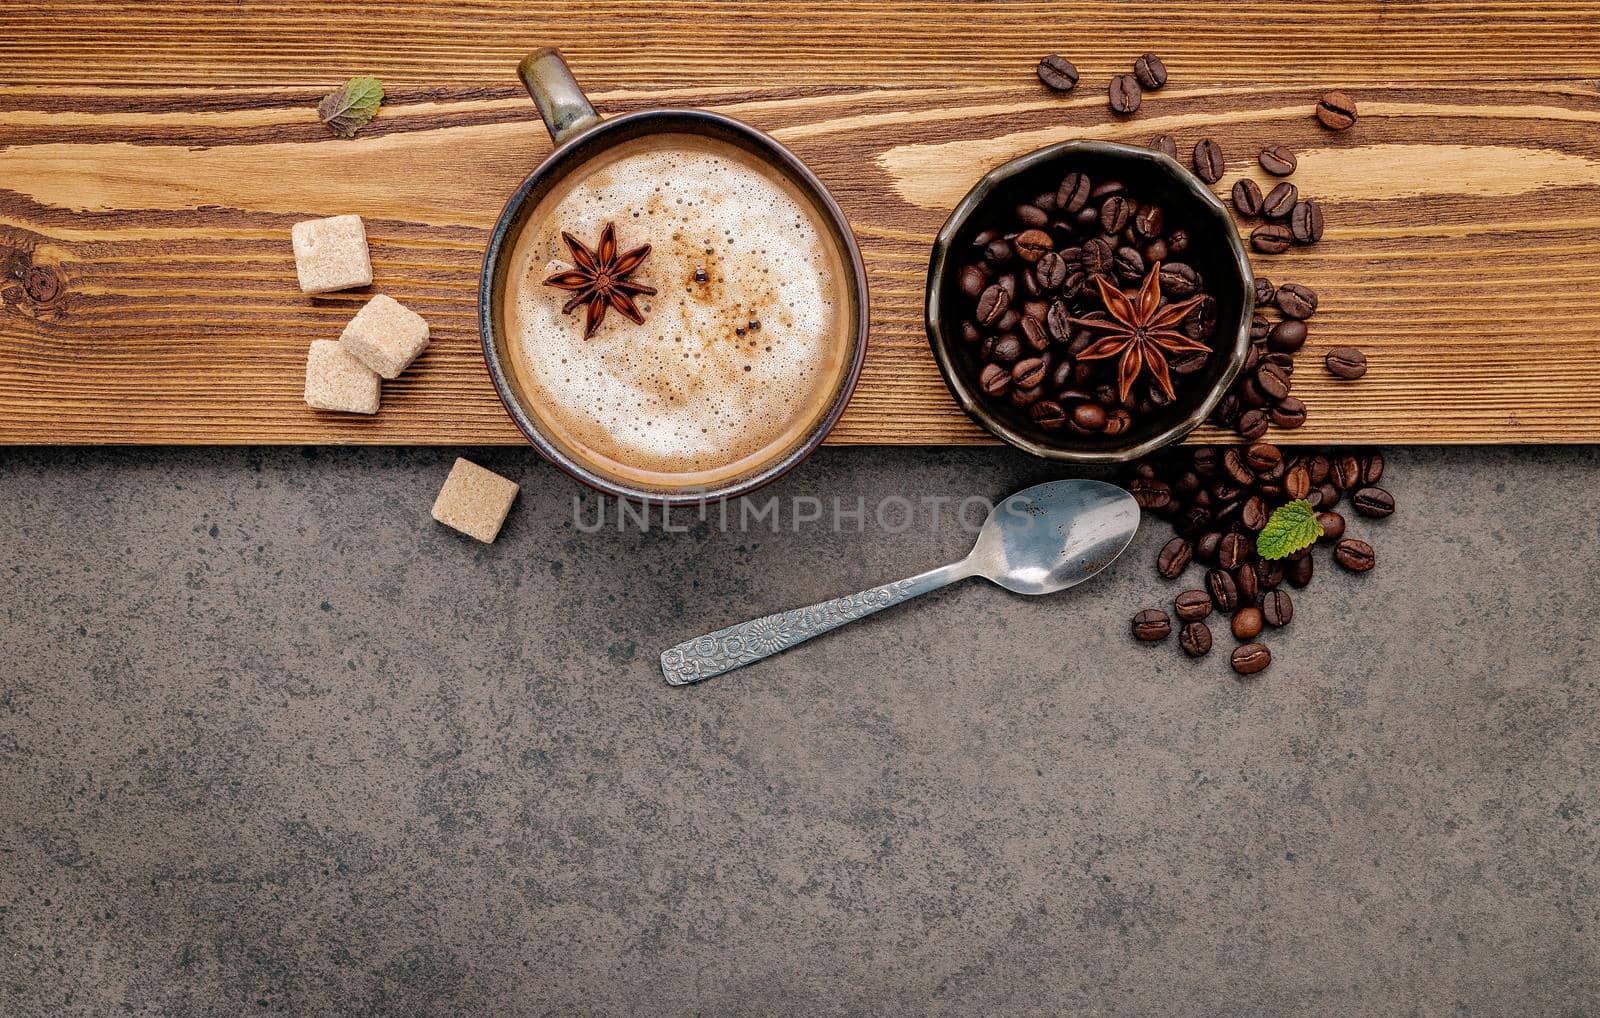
[505,133,854,491]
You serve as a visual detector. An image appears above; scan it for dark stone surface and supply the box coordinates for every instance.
[1,445,1597,1015]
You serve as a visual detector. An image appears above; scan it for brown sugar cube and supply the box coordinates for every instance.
[340,294,429,378]
[304,339,380,415]
[431,458,519,543]
[291,214,372,293]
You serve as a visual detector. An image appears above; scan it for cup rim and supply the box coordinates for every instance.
[479,108,870,506]
[925,139,1254,463]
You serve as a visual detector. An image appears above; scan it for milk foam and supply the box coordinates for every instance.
[506,134,851,486]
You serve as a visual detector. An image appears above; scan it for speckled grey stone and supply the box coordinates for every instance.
[1,446,1597,1015]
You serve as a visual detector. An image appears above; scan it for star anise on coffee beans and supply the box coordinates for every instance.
[543,223,657,338]
[1070,263,1209,403]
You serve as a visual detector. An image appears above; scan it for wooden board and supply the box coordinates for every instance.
[3,0,1600,445]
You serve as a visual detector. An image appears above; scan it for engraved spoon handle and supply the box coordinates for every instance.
[659,560,975,685]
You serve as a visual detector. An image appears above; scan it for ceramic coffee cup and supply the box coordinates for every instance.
[480,48,869,505]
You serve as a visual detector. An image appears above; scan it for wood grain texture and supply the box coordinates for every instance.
[2,0,1599,445]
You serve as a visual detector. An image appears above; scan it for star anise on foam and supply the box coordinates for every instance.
[543,223,657,338]
[1069,263,1209,404]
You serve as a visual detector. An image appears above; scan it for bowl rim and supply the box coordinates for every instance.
[925,139,1254,463]
[479,107,871,506]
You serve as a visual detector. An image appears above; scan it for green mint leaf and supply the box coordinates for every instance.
[317,76,384,138]
[1255,499,1323,559]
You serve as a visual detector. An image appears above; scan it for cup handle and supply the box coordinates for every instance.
[518,48,602,146]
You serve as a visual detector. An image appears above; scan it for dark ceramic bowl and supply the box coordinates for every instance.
[926,140,1253,463]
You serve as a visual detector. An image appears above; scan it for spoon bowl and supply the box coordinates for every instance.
[660,479,1140,684]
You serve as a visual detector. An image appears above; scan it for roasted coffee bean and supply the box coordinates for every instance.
[1058,172,1092,213]
[976,283,1010,324]
[1352,486,1395,518]
[1179,621,1213,657]
[1308,455,1331,484]
[1256,362,1292,402]
[1130,477,1172,510]
[1258,456,1287,483]
[1361,451,1385,485]
[994,272,1018,297]
[1194,531,1222,564]
[1103,408,1133,435]
[1081,237,1114,275]
[1192,447,1220,476]
[1268,319,1307,353]
[1133,52,1168,90]
[1174,589,1213,622]
[1012,356,1048,389]
[1072,402,1108,432]
[1325,346,1367,379]
[1316,510,1346,542]
[1015,202,1050,228]
[1166,228,1190,255]
[959,264,989,298]
[1142,238,1169,263]
[995,309,1021,332]
[1158,262,1202,298]
[1014,229,1054,262]
[1172,349,1210,375]
[1251,224,1293,254]
[1253,277,1277,306]
[1206,568,1240,612]
[1231,643,1272,675]
[1286,554,1314,588]
[1231,178,1264,217]
[1034,251,1068,289]
[1109,73,1143,114]
[1331,453,1361,490]
[979,362,1011,397]
[1192,139,1225,183]
[1234,563,1260,605]
[1030,399,1068,430]
[1010,384,1044,408]
[1157,537,1193,578]
[1220,447,1253,486]
[1126,201,1160,237]
[1249,312,1272,342]
[1244,442,1280,472]
[1049,359,1076,391]
[1291,199,1325,244]
[1037,54,1080,92]
[1255,561,1285,595]
[1316,90,1358,130]
[1132,608,1172,641]
[1231,606,1264,640]
[985,334,1023,364]
[1237,409,1270,440]
[1261,589,1293,628]
[1276,283,1318,320]
[1149,133,1178,158]
[1020,316,1051,352]
[1258,144,1297,176]
[984,238,1013,264]
[1271,396,1308,429]
[1240,495,1269,531]
[1090,180,1126,200]
[1334,538,1376,572]
[1100,195,1133,234]
[1318,481,1340,508]
[1216,532,1250,570]
[1284,461,1312,500]
[1113,246,1146,282]
[960,320,982,344]
[1261,181,1298,219]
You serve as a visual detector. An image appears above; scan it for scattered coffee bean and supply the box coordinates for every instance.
[1236,408,1269,440]
[1286,554,1314,588]
[1234,562,1260,604]
[1133,608,1172,640]
[1179,621,1213,657]
[1316,91,1358,130]
[1109,74,1143,114]
[1231,606,1264,640]
[1149,133,1177,158]
[1290,199,1325,244]
[1268,319,1307,352]
[1258,144,1297,176]
[1253,277,1277,305]
[1284,461,1311,500]
[1351,486,1395,518]
[1251,224,1293,254]
[1360,451,1385,485]
[1207,568,1240,612]
[1157,536,1193,578]
[1331,453,1361,491]
[1217,532,1251,570]
[1316,510,1345,542]
[1231,643,1271,675]
[1271,397,1307,430]
[1133,52,1168,90]
[1232,178,1263,217]
[1037,55,1081,92]
[1246,442,1282,472]
[1175,589,1213,621]
[1261,181,1298,219]
[1275,283,1318,319]
[1334,538,1376,572]
[1261,589,1293,627]
[1192,139,1225,183]
[1325,346,1367,379]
